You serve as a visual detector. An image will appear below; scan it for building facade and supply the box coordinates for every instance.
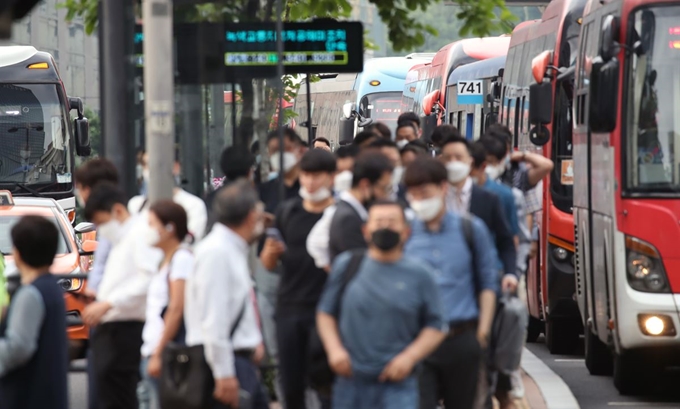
[11,0,100,112]
[348,0,388,59]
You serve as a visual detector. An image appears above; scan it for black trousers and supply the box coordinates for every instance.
[212,355,270,409]
[418,330,482,409]
[276,309,331,409]
[91,321,144,409]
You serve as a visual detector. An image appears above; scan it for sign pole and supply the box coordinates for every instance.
[143,0,175,202]
[306,74,312,145]
[275,0,285,202]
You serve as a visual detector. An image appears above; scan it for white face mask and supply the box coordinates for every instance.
[409,196,444,222]
[396,140,409,149]
[143,226,161,247]
[299,186,332,202]
[270,152,298,174]
[334,170,353,193]
[142,168,150,183]
[97,219,124,245]
[446,161,471,184]
[136,164,143,179]
[485,164,504,181]
[392,166,405,187]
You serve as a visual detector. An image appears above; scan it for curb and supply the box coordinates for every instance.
[520,347,580,409]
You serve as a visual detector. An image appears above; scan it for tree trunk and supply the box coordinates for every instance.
[209,84,226,177]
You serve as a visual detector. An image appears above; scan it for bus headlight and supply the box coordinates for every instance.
[638,314,676,336]
[625,236,670,293]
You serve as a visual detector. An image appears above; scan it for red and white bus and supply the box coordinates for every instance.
[572,0,680,394]
[500,0,587,354]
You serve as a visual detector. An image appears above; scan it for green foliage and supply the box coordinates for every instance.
[84,108,102,157]
[57,0,99,35]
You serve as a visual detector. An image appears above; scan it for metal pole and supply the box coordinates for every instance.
[231,82,237,143]
[275,0,285,202]
[142,0,175,202]
[306,74,312,145]
[101,0,136,196]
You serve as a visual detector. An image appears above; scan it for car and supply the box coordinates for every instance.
[0,193,97,359]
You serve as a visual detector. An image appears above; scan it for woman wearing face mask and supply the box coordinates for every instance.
[138,200,194,409]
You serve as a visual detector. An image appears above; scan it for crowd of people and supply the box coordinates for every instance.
[0,111,553,409]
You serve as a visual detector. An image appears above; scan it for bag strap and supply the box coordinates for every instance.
[460,215,481,297]
[139,197,149,213]
[229,296,248,339]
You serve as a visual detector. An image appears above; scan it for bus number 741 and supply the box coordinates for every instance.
[458,80,482,95]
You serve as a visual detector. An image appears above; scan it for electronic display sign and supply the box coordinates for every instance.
[175,21,364,84]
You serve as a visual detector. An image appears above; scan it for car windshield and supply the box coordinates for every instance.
[625,6,680,193]
[0,84,72,194]
[0,214,69,255]
[360,92,403,136]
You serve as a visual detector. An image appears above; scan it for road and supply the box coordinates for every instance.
[526,336,680,409]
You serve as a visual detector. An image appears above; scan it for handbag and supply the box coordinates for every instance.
[159,296,247,409]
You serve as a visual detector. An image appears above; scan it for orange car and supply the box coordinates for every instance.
[1,194,97,359]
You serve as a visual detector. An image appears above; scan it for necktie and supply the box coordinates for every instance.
[455,190,466,214]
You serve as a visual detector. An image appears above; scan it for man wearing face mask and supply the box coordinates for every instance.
[403,157,499,409]
[83,182,162,409]
[366,139,406,203]
[260,149,337,409]
[395,122,418,149]
[317,200,447,409]
[259,128,306,216]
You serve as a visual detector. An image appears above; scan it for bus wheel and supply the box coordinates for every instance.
[585,327,612,375]
[613,352,646,395]
[526,316,543,343]
[545,317,579,355]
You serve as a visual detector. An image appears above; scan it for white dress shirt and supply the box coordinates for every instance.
[128,188,208,241]
[446,177,473,215]
[184,223,262,379]
[97,215,162,323]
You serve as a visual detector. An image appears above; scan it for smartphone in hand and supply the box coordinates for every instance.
[265,227,284,243]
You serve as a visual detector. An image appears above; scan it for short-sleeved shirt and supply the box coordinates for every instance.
[483,178,519,236]
[317,253,446,378]
[141,248,194,357]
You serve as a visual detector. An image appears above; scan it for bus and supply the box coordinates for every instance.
[572,0,680,394]
[500,0,587,354]
[401,36,511,140]
[294,54,435,145]
[0,46,91,224]
[445,55,507,140]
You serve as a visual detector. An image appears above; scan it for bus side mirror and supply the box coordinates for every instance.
[421,115,438,143]
[529,82,552,146]
[588,57,619,133]
[68,97,84,117]
[600,15,621,62]
[74,222,96,234]
[74,117,91,157]
[339,117,355,145]
[79,240,98,256]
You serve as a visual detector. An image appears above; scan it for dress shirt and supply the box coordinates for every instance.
[184,223,262,379]
[446,178,473,215]
[96,215,161,323]
[405,212,499,323]
[87,237,111,293]
[128,188,208,241]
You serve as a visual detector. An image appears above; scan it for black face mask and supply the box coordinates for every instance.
[371,228,401,252]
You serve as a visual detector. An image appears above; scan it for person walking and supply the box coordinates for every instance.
[138,200,194,409]
[317,200,447,409]
[402,157,499,409]
[0,216,69,409]
[184,180,269,409]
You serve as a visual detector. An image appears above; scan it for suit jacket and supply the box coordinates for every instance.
[329,200,367,264]
[469,184,518,278]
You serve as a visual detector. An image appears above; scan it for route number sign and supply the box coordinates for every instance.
[457,80,484,105]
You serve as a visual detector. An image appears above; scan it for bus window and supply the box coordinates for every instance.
[520,96,526,134]
[550,78,574,213]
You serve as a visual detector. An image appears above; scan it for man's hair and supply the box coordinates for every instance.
[479,136,508,161]
[441,133,470,151]
[404,157,448,187]
[214,179,259,228]
[352,152,394,188]
[83,182,128,222]
[335,144,359,159]
[398,112,420,127]
[312,137,331,148]
[266,127,303,145]
[74,158,119,188]
[367,199,407,222]
[150,200,189,242]
[353,130,379,146]
[432,125,462,148]
[220,146,254,181]
[485,124,513,147]
[299,148,337,173]
[12,216,59,268]
[403,139,428,154]
[470,141,488,168]
[367,122,391,139]
[366,138,399,151]
[396,122,417,135]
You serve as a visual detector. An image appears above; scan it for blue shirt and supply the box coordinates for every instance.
[87,237,111,293]
[483,178,519,236]
[404,212,499,323]
[317,253,446,378]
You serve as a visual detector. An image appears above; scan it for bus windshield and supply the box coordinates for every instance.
[0,84,72,194]
[360,92,403,135]
[625,6,680,194]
